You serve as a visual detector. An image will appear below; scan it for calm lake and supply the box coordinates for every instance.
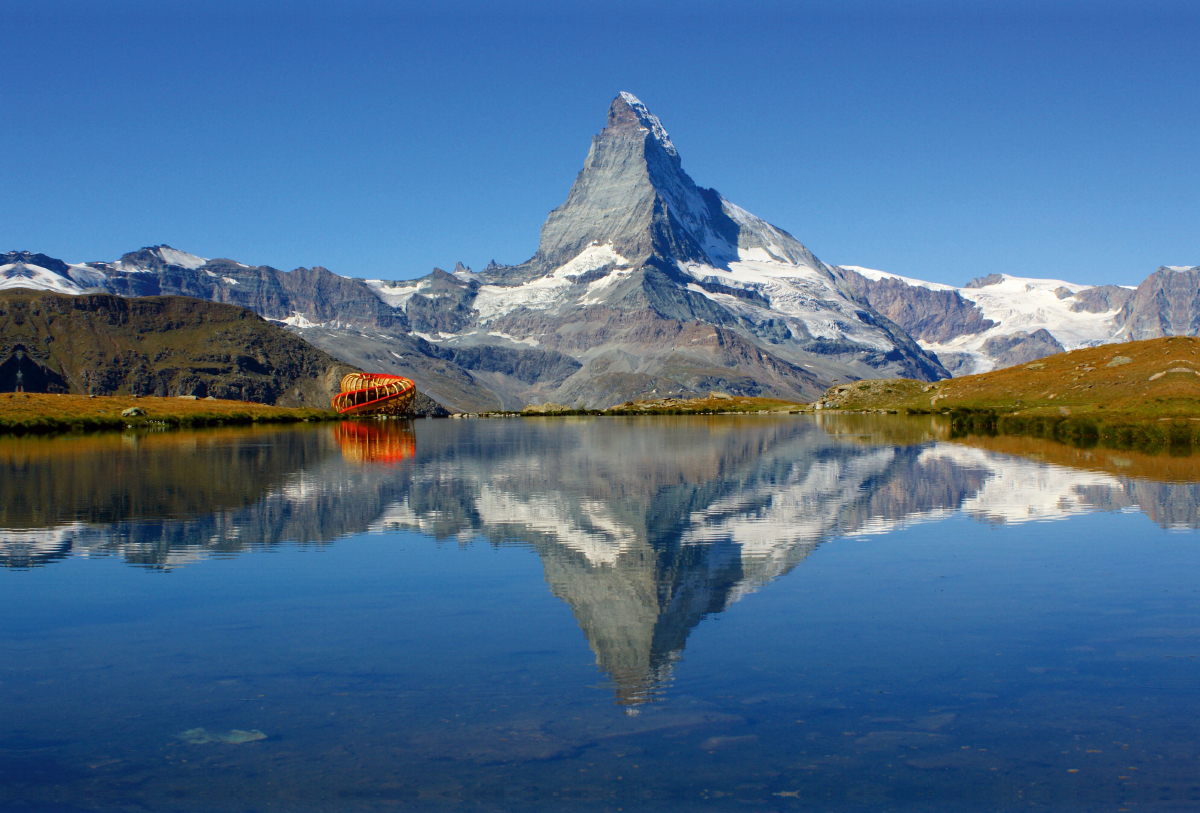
[4,415,1200,812]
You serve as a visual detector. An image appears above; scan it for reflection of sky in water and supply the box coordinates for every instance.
[3,418,1200,810]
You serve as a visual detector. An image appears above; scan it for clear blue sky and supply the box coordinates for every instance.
[3,0,1197,286]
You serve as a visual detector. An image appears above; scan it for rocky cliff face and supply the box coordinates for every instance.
[1115,266,1200,340]
[979,328,1066,367]
[835,269,996,343]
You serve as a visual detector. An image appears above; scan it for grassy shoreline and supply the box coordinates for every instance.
[811,336,1200,451]
[0,393,338,434]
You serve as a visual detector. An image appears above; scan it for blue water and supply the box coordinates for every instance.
[3,417,1200,811]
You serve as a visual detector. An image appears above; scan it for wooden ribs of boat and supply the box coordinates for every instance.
[331,373,417,416]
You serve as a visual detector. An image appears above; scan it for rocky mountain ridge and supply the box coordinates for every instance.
[4,93,1195,409]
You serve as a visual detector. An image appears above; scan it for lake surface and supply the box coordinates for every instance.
[4,415,1200,812]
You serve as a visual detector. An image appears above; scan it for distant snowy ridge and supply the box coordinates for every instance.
[840,265,1136,375]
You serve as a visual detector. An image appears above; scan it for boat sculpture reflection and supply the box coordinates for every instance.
[334,421,416,464]
[331,373,417,416]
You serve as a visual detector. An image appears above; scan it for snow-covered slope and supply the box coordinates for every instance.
[0,252,109,295]
[112,245,207,273]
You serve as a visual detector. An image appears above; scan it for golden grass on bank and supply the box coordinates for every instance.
[0,393,335,434]
[814,336,1200,447]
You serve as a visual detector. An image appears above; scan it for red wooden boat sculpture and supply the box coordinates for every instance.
[331,373,417,416]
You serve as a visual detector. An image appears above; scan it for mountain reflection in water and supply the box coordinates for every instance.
[3,415,1200,705]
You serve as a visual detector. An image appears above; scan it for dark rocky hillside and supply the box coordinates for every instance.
[0,289,357,407]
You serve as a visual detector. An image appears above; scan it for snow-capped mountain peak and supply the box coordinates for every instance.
[153,246,207,269]
[614,91,677,157]
[113,245,208,274]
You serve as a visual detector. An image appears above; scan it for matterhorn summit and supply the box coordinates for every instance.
[529,92,820,275]
[615,91,678,155]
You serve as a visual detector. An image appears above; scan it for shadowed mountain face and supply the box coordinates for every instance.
[5,418,1200,705]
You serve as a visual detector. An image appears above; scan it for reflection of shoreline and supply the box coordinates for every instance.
[951,432,1200,483]
[6,418,1200,703]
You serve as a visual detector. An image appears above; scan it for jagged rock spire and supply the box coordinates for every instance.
[607,91,678,157]
[531,92,819,275]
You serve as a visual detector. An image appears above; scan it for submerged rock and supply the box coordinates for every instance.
[179,727,267,745]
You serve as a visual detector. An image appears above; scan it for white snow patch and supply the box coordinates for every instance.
[282,312,320,328]
[473,243,629,322]
[839,265,958,292]
[222,276,239,285]
[487,331,541,347]
[581,267,635,304]
[65,263,110,290]
[366,279,426,309]
[155,247,207,269]
[735,246,779,264]
[549,242,630,279]
[0,263,87,295]
[413,331,460,343]
[679,259,896,351]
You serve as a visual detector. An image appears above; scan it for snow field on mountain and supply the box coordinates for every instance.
[0,262,88,295]
[155,247,207,269]
[845,265,1129,374]
[365,278,426,309]
[472,243,630,322]
[680,259,898,351]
